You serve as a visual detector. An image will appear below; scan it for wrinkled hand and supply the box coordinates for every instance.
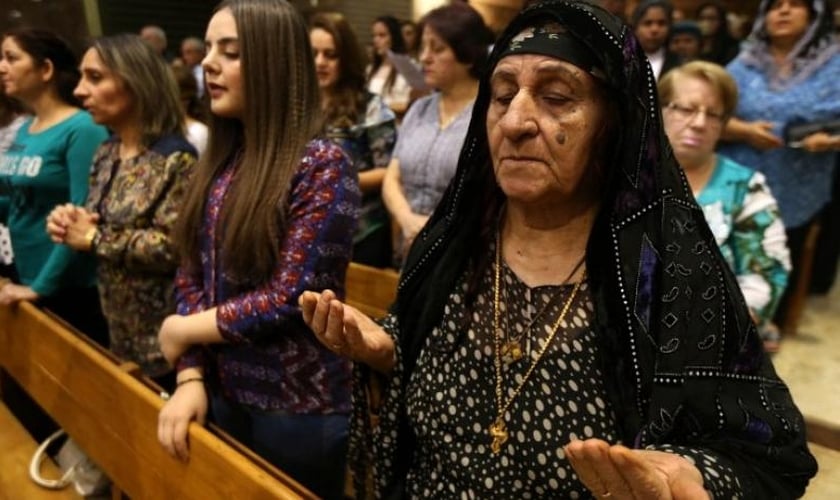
[299,290,395,374]
[0,283,38,305]
[801,132,839,153]
[158,315,191,366]
[743,121,783,151]
[564,439,709,500]
[157,380,208,461]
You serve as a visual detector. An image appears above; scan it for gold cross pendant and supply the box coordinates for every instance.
[489,418,508,454]
[500,341,523,365]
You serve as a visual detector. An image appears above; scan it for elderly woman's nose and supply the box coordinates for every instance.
[499,92,539,137]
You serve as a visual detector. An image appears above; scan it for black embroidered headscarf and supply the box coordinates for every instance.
[375,1,815,497]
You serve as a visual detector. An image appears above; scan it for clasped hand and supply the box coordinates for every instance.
[46,203,98,250]
[564,439,709,499]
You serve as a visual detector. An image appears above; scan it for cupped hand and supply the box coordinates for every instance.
[564,439,709,500]
[0,283,38,305]
[746,121,783,151]
[299,290,395,374]
[157,381,208,461]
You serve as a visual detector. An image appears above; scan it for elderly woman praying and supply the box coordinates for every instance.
[300,1,817,498]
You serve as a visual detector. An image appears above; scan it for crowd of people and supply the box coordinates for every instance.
[0,0,837,497]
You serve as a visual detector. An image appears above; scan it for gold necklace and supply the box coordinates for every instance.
[489,231,584,454]
[499,254,586,365]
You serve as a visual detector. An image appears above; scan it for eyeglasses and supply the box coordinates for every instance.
[664,102,726,126]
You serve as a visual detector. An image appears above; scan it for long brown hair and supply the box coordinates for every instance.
[311,12,367,129]
[175,0,322,283]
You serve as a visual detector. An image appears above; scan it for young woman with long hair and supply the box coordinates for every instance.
[156,1,359,497]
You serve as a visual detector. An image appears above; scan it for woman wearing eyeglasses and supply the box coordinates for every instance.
[660,61,790,352]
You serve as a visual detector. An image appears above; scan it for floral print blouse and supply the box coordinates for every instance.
[86,135,196,376]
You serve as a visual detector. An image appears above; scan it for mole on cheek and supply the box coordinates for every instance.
[555,132,566,144]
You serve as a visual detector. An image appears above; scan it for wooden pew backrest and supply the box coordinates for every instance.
[345,263,399,320]
[0,303,315,500]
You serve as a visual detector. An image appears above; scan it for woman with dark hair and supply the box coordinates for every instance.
[696,1,741,65]
[301,1,816,497]
[46,34,196,385]
[382,3,494,264]
[631,0,681,80]
[155,1,359,497]
[367,15,412,115]
[720,0,840,329]
[0,28,108,340]
[311,12,397,268]
[401,19,420,59]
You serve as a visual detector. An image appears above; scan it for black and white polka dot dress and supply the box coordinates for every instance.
[404,260,619,498]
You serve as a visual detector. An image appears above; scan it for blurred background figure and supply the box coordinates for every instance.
[47,34,197,385]
[0,87,26,155]
[631,0,680,80]
[382,3,494,266]
[696,1,741,66]
[310,12,397,268]
[595,0,628,21]
[720,0,840,333]
[139,24,168,58]
[179,36,205,98]
[156,1,359,496]
[0,86,27,280]
[171,64,208,156]
[401,19,419,59]
[660,60,790,352]
[669,20,703,62]
[367,15,412,117]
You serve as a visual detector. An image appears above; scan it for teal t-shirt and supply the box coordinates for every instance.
[0,110,108,296]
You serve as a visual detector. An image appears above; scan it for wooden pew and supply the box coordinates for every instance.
[0,302,316,500]
[344,263,399,320]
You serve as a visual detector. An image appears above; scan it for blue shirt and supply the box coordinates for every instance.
[720,53,840,228]
[0,111,108,295]
[394,93,473,216]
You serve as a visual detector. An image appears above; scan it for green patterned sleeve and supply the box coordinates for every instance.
[730,172,791,324]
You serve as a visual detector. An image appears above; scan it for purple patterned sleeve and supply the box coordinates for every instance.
[174,266,206,316]
[215,141,360,342]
